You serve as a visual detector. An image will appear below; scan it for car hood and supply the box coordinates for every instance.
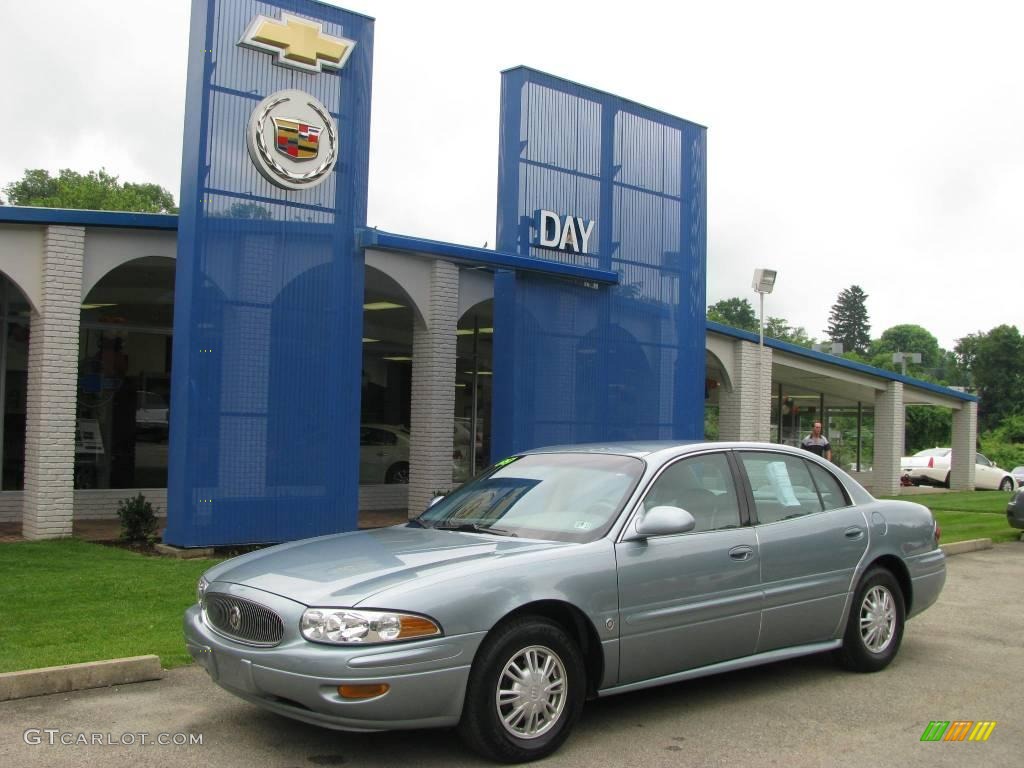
[208,526,569,607]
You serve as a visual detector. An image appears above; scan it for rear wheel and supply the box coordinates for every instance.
[385,462,409,484]
[1000,477,1013,492]
[458,617,585,763]
[835,567,905,673]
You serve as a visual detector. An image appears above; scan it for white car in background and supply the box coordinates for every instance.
[900,448,1016,491]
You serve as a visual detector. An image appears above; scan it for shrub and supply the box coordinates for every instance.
[116,493,159,545]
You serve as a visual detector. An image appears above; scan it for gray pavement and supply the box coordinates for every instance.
[2,544,1022,768]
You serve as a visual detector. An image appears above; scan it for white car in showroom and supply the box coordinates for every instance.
[900,448,1016,491]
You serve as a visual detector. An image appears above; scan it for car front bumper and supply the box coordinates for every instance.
[184,601,485,732]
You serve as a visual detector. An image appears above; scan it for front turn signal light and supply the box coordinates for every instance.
[338,683,390,699]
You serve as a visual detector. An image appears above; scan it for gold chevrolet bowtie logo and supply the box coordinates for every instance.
[239,12,355,74]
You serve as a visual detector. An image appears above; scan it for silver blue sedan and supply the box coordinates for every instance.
[185,441,946,763]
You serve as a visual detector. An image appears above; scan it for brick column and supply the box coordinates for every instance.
[950,401,977,491]
[23,226,84,539]
[408,260,458,516]
[718,340,773,442]
[873,381,904,496]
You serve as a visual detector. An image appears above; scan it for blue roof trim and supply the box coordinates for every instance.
[359,229,620,286]
[706,320,978,402]
[0,206,178,230]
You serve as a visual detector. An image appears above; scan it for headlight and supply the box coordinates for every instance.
[300,608,441,645]
[196,576,209,605]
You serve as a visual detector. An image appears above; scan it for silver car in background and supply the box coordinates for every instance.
[185,442,946,763]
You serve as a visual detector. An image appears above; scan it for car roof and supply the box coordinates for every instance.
[518,440,808,459]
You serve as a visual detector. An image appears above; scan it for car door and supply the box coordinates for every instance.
[736,450,868,653]
[975,453,998,490]
[615,451,761,684]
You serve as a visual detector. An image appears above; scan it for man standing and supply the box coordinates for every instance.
[801,421,832,461]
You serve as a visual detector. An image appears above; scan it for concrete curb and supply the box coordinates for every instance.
[0,655,163,702]
[941,538,994,556]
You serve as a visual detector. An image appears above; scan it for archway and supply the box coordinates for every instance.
[455,299,493,480]
[75,256,175,490]
[0,272,33,490]
[360,266,416,487]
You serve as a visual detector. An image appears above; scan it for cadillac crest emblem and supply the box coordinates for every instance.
[246,89,338,190]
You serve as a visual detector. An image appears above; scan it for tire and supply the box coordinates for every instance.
[458,616,585,763]
[1000,477,1013,492]
[943,473,951,489]
[835,567,905,673]
[385,462,409,484]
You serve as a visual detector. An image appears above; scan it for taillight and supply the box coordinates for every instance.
[928,457,934,468]
[934,519,941,543]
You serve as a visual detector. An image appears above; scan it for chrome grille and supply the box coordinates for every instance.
[203,593,284,647]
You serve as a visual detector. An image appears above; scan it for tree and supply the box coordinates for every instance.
[971,325,1024,431]
[826,285,871,355]
[904,406,951,453]
[2,168,177,214]
[952,332,984,387]
[763,317,815,348]
[868,324,942,377]
[707,297,758,333]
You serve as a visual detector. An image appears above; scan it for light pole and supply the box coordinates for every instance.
[752,269,777,442]
[892,351,921,376]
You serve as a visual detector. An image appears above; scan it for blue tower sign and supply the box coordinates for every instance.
[164,0,374,546]
[492,68,707,457]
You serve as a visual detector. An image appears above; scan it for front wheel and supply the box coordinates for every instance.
[1000,477,1014,492]
[458,617,585,763]
[835,567,905,673]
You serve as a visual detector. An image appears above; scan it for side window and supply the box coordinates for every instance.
[976,453,991,467]
[361,428,396,446]
[806,461,849,510]
[643,453,741,532]
[739,452,823,524]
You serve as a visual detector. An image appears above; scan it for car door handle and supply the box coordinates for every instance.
[729,545,754,561]
[844,526,865,540]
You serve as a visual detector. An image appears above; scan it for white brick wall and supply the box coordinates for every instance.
[408,260,459,516]
[873,381,904,496]
[718,340,773,442]
[3,486,401,524]
[22,226,84,539]
[950,401,978,491]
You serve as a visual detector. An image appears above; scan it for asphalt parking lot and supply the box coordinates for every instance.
[2,543,1021,768]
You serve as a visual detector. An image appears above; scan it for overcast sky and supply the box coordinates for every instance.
[4,0,1021,349]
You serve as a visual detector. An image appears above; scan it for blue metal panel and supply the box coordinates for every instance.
[493,68,707,459]
[164,0,373,546]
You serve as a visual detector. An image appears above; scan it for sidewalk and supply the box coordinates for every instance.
[0,509,409,544]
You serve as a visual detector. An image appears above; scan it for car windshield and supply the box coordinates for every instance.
[414,452,644,543]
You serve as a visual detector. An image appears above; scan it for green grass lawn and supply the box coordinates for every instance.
[0,539,219,673]
[880,490,1020,544]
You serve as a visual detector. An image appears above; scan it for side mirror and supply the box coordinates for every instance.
[427,496,445,509]
[622,505,696,542]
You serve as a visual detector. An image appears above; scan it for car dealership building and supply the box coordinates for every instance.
[0,0,978,545]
